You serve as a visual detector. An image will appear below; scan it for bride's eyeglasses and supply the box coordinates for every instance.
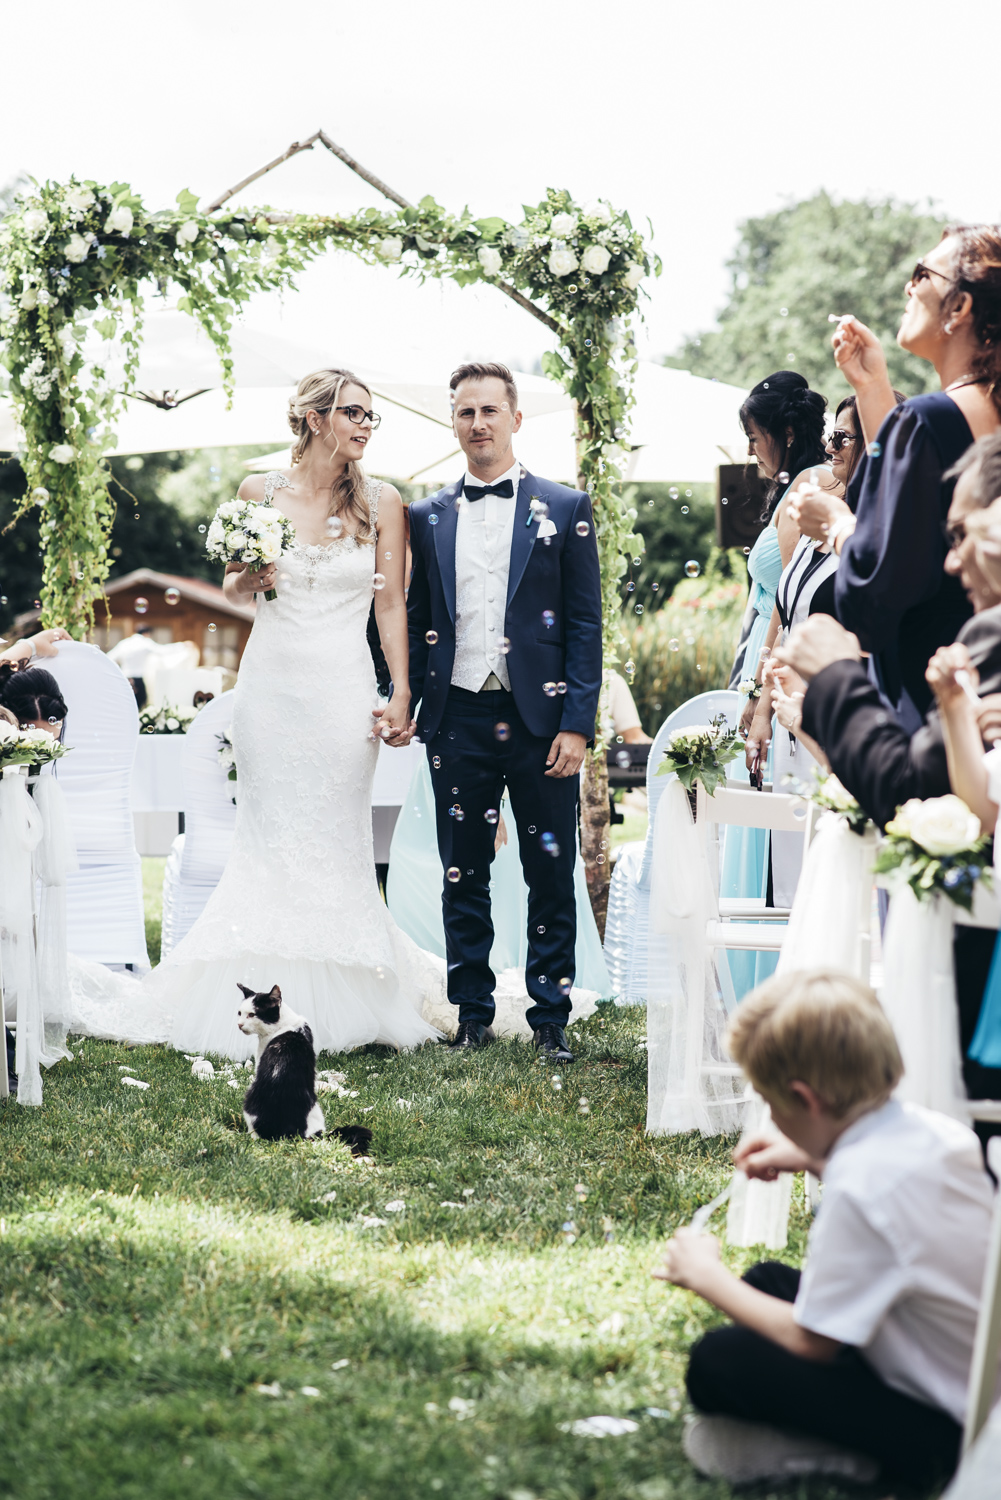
[335,403,382,430]
[828,429,857,452]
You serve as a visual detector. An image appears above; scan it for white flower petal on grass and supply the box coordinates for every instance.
[254,1382,282,1398]
[120,1077,149,1090]
[461,1187,475,1197]
[448,1397,475,1416]
[359,1215,388,1229]
[558,1415,639,1438]
[384,1200,406,1213]
[397,1098,412,1110]
[227,1079,240,1089]
[300,1386,321,1398]
[191,1058,215,1078]
[439,1201,465,1209]
[331,1358,350,1371]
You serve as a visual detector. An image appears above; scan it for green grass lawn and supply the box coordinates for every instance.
[0,870,895,1499]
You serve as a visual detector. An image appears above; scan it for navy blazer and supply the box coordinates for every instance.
[407,469,603,743]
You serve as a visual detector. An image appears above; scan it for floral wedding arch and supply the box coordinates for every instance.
[0,132,659,923]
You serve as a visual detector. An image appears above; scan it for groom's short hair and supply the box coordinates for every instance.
[449,362,519,412]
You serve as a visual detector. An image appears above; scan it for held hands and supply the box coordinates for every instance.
[926,643,976,707]
[772,616,861,683]
[371,698,416,748]
[546,731,586,778]
[832,315,889,392]
[652,1227,722,1293]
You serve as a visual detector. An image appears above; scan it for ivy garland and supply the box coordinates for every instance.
[0,178,658,651]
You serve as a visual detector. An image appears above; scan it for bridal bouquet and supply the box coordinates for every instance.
[139,703,197,735]
[655,713,743,795]
[205,499,295,601]
[0,720,70,772]
[874,795,992,912]
[806,770,871,835]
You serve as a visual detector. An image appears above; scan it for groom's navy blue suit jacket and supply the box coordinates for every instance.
[407,470,603,744]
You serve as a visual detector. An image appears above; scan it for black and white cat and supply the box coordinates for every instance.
[237,983,325,1141]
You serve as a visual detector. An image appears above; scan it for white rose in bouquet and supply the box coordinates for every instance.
[548,247,579,278]
[226,531,245,554]
[64,186,95,213]
[176,220,200,245]
[581,244,611,275]
[166,718,180,732]
[477,246,503,277]
[258,529,284,563]
[549,212,578,239]
[623,262,645,290]
[207,520,225,547]
[22,209,49,238]
[21,727,52,745]
[817,774,858,813]
[49,444,75,464]
[582,199,612,224]
[903,794,981,856]
[104,205,134,237]
[377,236,403,262]
[0,721,19,744]
[64,234,90,264]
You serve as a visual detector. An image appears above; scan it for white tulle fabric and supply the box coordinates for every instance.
[32,774,77,1080]
[64,478,445,1060]
[160,693,237,957]
[879,884,967,1121]
[0,768,43,1100]
[646,777,746,1136]
[727,812,878,1248]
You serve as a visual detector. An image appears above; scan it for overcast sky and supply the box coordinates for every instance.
[3,0,999,381]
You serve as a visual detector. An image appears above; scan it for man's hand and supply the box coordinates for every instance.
[371,701,416,747]
[652,1227,722,1293]
[545,731,586,778]
[773,616,861,683]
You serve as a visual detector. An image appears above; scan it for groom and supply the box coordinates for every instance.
[407,362,603,1061]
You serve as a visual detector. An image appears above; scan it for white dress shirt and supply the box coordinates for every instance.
[451,458,522,692]
[794,1099,997,1423]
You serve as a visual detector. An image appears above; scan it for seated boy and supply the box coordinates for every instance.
[655,970,997,1486]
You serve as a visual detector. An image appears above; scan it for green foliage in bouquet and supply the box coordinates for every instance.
[874,795,992,913]
[655,713,743,796]
[807,770,872,836]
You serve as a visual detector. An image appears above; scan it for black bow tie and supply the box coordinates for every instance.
[463,478,515,501]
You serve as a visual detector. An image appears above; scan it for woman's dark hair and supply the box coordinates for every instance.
[941,225,1001,415]
[0,664,68,726]
[740,370,828,518]
[834,390,907,486]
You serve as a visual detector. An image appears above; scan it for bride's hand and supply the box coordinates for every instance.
[371,697,415,747]
[233,563,277,596]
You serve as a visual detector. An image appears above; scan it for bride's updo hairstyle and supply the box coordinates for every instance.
[288,368,376,545]
[740,370,828,518]
[940,225,1001,415]
[0,663,68,727]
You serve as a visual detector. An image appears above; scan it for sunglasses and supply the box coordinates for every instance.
[911,261,959,290]
[335,404,382,429]
[828,429,857,452]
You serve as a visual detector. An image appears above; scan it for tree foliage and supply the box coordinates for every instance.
[666,193,948,402]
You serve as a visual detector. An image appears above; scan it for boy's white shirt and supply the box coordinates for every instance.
[794,1098,996,1424]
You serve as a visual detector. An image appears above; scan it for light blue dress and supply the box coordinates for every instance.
[720,517,785,1000]
[386,756,613,995]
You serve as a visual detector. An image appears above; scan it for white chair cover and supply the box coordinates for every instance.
[0,767,42,1101]
[608,690,741,1006]
[44,641,148,968]
[160,692,236,956]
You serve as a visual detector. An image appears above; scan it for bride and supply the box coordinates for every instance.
[72,368,444,1059]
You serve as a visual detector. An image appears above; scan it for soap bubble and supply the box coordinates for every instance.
[494,722,510,741]
[134,597,148,614]
[634,604,644,614]
[429,514,439,526]
[669,638,680,651]
[454,808,465,821]
[164,587,180,606]
[425,630,438,645]
[543,682,557,697]
[680,505,689,514]
[451,786,459,794]
[575,521,590,536]
[198,524,206,533]
[556,681,567,694]
[777,471,789,484]
[626,581,636,593]
[0,596,7,605]
[615,750,630,768]
[543,838,560,857]
[328,516,343,536]
[537,924,546,933]
[484,808,499,824]
[869,440,882,458]
[446,867,461,883]
[780,307,788,316]
[685,489,692,497]
[685,560,700,578]
[669,486,679,499]
[558,977,572,995]
[498,637,511,654]
[384,551,392,560]
[528,825,536,834]
[432,755,441,768]
[207,622,217,633]
[542,610,555,628]
[721,497,728,506]
[373,573,386,590]
[743,546,751,555]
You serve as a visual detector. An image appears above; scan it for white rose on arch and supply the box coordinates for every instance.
[176,220,199,245]
[49,444,76,465]
[476,246,503,278]
[900,795,981,857]
[377,236,403,263]
[64,234,90,264]
[623,262,645,291]
[64,186,95,214]
[19,286,38,310]
[104,205,134,237]
[581,244,611,276]
[548,247,579,279]
[22,209,49,238]
[582,200,612,224]
[549,213,578,239]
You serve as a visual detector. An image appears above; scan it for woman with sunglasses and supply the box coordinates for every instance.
[791,226,1001,731]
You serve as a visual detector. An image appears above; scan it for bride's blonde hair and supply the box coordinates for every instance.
[288,368,375,544]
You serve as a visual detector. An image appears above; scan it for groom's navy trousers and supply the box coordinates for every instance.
[427,684,580,1029]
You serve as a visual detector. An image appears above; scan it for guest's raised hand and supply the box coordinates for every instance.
[787,483,853,546]
[31,627,72,657]
[652,1226,721,1291]
[771,665,805,734]
[926,643,976,706]
[831,315,889,392]
[976,694,1001,745]
[773,616,861,682]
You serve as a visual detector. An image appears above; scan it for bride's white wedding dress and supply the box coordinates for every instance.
[67,475,444,1059]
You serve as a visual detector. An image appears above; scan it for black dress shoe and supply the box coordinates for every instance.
[533,1023,575,1064]
[448,1021,494,1050]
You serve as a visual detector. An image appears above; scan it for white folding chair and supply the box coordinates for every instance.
[606,690,742,1003]
[160,692,236,956]
[44,642,148,968]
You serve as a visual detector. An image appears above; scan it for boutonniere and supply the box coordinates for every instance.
[527,495,550,528]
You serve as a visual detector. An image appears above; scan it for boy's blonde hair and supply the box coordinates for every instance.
[727,970,903,1118]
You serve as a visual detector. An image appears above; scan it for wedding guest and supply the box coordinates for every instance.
[805,226,1001,730]
[0,663,67,736]
[656,971,995,1487]
[0,626,72,671]
[108,625,155,708]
